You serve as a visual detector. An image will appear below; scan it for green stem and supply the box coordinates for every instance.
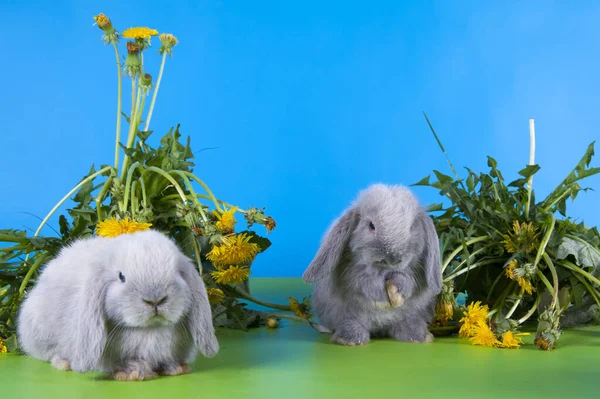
[534,216,555,267]
[505,291,523,320]
[491,281,516,312]
[543,253,560,309]
[32,166,113,237]
[94,176,113,222]
[441,236,489,272]
[18,253,51,297]
[138,176,148,206]
[170,171,208,221]
[112,42,123,170]
[517,294,542,324]
[183,172,223,212]
[536,269,555,297]
[143,167,188,202]
[572,272,600,309]
[122,162,144,211]
[143,52,167,132]
[443,259,502,282]
[233,286,292,311]
[120,82,143,182]
[487,271,507,302]
[559,260,600,286]
[131,76,136,121]
[540,187,573,214]
[524,119,536,219]
[443,244,496,275]
[130,181,139,217]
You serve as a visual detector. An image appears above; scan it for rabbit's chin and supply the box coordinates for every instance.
[143,314,175,327]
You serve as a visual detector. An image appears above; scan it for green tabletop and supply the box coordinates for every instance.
[1,278,599,398]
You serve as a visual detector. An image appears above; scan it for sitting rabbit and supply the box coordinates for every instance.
[302,184,442,345]
[17,230,219,380]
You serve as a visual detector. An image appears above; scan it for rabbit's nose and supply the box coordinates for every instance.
[143,296,168,307]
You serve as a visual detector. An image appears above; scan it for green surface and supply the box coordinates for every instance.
[2,278,600,399]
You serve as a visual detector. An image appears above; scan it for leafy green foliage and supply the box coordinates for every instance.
[419,117,600,349]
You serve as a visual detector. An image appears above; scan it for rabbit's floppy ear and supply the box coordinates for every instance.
[302,207,359,283]
[416,212,442,293]
[70,270,110,372]
[178,255,219,358]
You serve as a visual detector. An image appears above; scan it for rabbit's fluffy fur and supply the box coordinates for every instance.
[17,230,218,380]
[303,184,442,345]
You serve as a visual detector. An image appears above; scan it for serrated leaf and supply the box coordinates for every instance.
[557,237,600,269]
[412,175,431,186]
[433,170,454,186]
[518,164,541,179]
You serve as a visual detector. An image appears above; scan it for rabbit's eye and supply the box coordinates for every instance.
[118,272,126,283]
[368,221,376,231]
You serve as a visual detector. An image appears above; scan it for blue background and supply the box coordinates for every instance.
[1,1,599,277]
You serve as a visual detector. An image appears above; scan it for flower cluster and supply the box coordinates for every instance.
[0,338,7,354]
[502,220,540,254]
[96,217,152,238]
[458,302,529,349]
[288,297,312,319]
[504,260,535,295]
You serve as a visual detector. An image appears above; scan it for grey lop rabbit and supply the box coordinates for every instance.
[302,184,442,345]
[17,230,219,381]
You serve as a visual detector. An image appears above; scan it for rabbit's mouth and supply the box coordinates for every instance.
[146,314,172,327]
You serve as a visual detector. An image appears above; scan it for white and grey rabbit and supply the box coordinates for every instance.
[17,229,219,380]
[302,184,442,346]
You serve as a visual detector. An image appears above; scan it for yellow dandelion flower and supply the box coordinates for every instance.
[500,331,525,349]
[518,277,535,295]
[505,260,519,280]
[503,220,540,254]
[122,27,159,40]
[211,265,250,285]
[458,301,489,338]
[206,288,225,305]
[435,301,454,324]
[469,322,501,347]
[0,339,7,354]
[96,217,152,238]
[207,233,261,267]
[288,297,312,319]
[214,207,238,233]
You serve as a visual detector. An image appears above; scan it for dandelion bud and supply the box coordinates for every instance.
[244,207,276,233]
[140,73,153,95]
[93,13,118,44]
[124,41,142,77]
[159,33,179,56]
[534,308,561,350]
[266,317,280,329]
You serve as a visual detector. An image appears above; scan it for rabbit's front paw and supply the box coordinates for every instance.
[391,324,434,343]
[386,280,404,308]
[330,324,370,346]
[159,363,192,376]
[51,356,72,371]
[112,360,158,381]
